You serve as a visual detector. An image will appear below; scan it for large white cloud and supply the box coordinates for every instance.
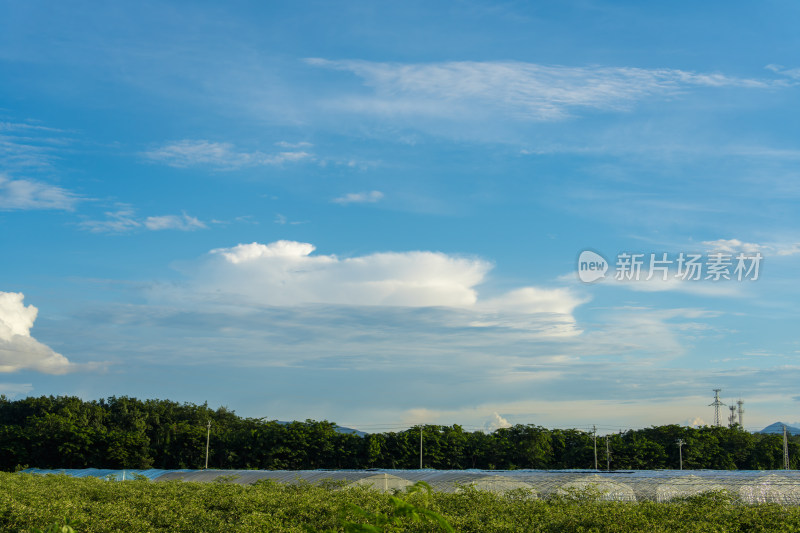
[0,292,72,374]
[174,240,582,318]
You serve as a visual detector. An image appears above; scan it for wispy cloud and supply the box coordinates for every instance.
[275,141,313,149]
[0,174,81,211]
[274,213,307,225]
[765,64,800,80]
[0,119,74,172]
[144,213,205,231]
[700,237,800,257]
[702,239,764,254]
[308,59,781,121]
[80,207,206,233]
[143,140,313,169]
[332,190,384,205]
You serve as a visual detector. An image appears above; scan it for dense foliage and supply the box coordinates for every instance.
[3,472,800,532]
[1,395,797,471]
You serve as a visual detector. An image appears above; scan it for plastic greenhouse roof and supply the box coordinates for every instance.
[19,468,800,503]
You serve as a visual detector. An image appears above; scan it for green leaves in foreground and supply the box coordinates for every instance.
[32,518,79,533]
[336,482,454,533]
[5,472,800,532]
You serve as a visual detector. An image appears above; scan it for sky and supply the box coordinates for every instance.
[2,0,800,434]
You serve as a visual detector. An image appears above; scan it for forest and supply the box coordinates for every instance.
[1,395,797,471]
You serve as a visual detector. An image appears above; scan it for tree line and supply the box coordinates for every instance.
[1,395,797,471]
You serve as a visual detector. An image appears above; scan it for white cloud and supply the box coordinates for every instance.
[275,141,313,149]
[683,417,707,428]
[79,207,142,233]
[274,213,307,226]
[80,207,205,233]
[158,240,584,331]
[776,243,800,256]
[765,64,800,80]
[484,412,512,432]
[698,238,800,257]
[144,213,206,231]
[0,174,81,211]
[143,140,313,169]
[308,59,778,121]
[0,118,74,172]
[201,240,489,307]
[0,292,72,374]
[612,275,745,297]
[332,190,384,205]
[480,287,585,315]
[702,239,763,254]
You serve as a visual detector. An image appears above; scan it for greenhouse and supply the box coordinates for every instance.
[20,468,800,504]
[738,474,800,504]
[556,474,637,501]
[654,475,727,502]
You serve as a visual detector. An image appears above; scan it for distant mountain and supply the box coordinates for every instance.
[759,422,800,435]
[274,420,368,437]
[334,425,369,437]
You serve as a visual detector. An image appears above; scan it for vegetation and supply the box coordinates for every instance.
[1,395,798,471]
[3,472,800,532]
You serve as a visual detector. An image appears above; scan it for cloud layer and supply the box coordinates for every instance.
[0,292,72,374]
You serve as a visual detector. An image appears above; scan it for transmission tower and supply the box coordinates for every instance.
[728,405,737,427]
[709,389,725,427]
[784,425,791,470]
[737,399,745,429]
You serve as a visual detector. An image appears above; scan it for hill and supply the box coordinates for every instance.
[759,422,800,435]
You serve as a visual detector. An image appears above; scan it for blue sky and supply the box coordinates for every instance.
[2,0,800,433]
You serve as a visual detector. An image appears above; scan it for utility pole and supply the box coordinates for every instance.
[605,435,611,471]
[728,405,737,428]
[676,439,685,470]
[205,420,211,469]
[737,400,745,429]
[710,389,725,427]
[784,425,790,470]
[592,425,598,470]
[419,425,423,469]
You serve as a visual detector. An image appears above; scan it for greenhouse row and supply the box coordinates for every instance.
[22,468,800,504]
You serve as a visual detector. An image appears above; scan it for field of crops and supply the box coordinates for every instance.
[3,472,800,532]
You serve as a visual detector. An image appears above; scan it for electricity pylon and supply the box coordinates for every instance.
[710,389,725,427]
[737,399,745,429]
